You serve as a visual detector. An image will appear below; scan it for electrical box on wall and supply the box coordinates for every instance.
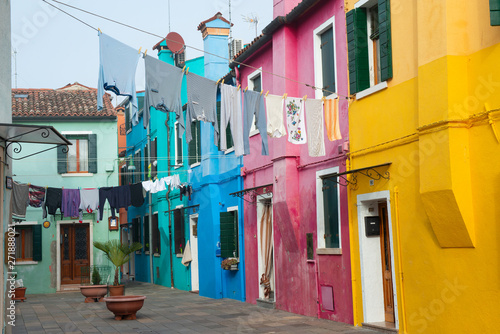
[365,216,381,236]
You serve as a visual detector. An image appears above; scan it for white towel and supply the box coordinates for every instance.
[305,99,326,157]
[181,240,192,267]
[266,94,286,138]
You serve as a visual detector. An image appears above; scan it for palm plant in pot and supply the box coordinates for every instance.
[93,240,142,296]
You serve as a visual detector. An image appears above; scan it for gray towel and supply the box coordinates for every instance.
[185,72,218,145]
[12,181,29,218]
[144,55,184,134]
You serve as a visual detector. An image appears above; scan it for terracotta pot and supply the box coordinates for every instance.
[108,285,125,296]
[79,285,108,303]
[12,287,27,302]
[103,295,146,320]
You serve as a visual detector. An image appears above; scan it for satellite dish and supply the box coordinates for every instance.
[166,32,185,54]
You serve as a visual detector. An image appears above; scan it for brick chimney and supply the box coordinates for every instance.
[198,12,231,81]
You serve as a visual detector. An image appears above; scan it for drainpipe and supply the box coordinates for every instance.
[166,113,174,289]
[147,123,154,284]
[394,186,407,333]
[346,158,359,325]
[314,259,321,319]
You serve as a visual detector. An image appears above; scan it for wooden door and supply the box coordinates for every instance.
[379,203,395,323]
[61,224,90,284]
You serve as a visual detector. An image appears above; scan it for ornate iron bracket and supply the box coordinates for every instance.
[322,163,391,189]
[5,142,69,161]
[357,167,390,181]
[229,184,273,205]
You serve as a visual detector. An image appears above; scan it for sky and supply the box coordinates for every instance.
[10,0,272,92]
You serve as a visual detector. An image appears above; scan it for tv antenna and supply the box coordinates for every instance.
[242,14,259,38]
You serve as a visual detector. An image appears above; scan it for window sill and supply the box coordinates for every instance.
[190,162,201,168]
[174,164,183,169]
[153,253,161,257]
[61,173,93,177]
[355,81,388,100]
[15,261,38,265]
[224,147,235,155]
[316,248,342,255]
[176,254,183,258]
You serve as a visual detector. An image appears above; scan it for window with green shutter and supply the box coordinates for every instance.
[174,209,185,254]
[57,134,97,174]
[175,122,183,166]
[15,225,42,262]
[491,0,500,26]
[322,178,340,248]
[220,210,238,258]
[347,0,392,95]
[188,121,201,166]
[144,215,150,252]
[152,213,160,254]
[132,217,141,244]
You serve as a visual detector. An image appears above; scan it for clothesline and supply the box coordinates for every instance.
[42,0,351,100]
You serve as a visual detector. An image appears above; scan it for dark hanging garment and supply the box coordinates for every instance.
[130,183,144,207]
[43,187,63,219]
[12,181,29,219]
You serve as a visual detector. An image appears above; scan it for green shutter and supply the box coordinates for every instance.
[220,211,238,258]
[379,0,393,81]
[491,0,500,26]
[188,122,197,165]
[144,215,150,252]
[323,179,339,248]
[320,27,336,95]
[57,143,67,174]
[347,8,370,94]
[32,225,42,261]
[152,214,160,254]
[174,209,185,254]
[125,104,131,132]
[88,134,97,173]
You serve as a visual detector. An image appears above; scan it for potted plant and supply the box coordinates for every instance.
[12,276,27,302]
[93,240,142,296]
[80,266,109,302]
[221,258,238,271]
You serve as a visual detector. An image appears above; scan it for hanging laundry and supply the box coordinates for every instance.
[79,188,99,223]
[99,187,117,221]
[265,94,286,138]
[42,187,63,219]
[151,179,167,193]
[115,185,131,212]
[179,185,193,200]
[97,32,141,126]
[62,188,80,218]
[305,99,326,157]
[243,90,269,155]
[324,98,342,141]
[220,84,244,156]
[181,240,192,267]
[130,183,145,207]
[170,174,181,190]
[285,97,307,144]
[144,55,184,132]
[28,184,45,208]
[142,180,154,192]
[12,181,29,219]
[185,72,218,145]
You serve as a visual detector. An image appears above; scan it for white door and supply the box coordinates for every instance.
[190,214,199,292]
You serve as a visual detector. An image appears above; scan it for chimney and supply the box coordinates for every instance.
[198,12,231,81]
[273,0,301,19]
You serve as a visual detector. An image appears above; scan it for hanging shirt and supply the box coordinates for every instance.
[79,188,99,223]
[243,90,269,155]
[220,84,244,156]
[28,184,46,208]
[142,180,154,192]
[185,72,218,145]
[144,55,184,132]
[43,187,63,219]
[265,94,286,138]
[305,99,326,157]
[285,97,307,144]
[62,189,80,218]
[12,181,29,219]
[97,32,140,126]
[130,183,145,207]
[324,98,342,141]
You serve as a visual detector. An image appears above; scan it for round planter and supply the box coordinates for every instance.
[108,285,125,296]
[103,295,146,320]
[12,287,27,302]
[79,285,108,303]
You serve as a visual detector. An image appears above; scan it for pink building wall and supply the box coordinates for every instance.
[239,0,353,324]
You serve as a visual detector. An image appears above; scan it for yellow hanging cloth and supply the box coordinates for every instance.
[324,98,342,141]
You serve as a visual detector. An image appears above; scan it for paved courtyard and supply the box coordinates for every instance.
[11,282,384,334]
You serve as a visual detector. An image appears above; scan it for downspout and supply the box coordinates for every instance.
[314,259,322,318]
[147,122,154,284]
[394,186,407,332]
[346,158,359,325]
[167,113,174,289]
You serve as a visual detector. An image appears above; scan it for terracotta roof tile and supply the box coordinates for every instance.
[12,84,116,118]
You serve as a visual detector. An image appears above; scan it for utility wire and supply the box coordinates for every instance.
[44,0,350,99]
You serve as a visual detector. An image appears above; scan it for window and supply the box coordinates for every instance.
[132,217,141,244]
[175,122,183,166]
[120,165,127,186]
[347,0,392,95]
[316,167,341,250]
[174,208,185,254]
[144,215,150,252]
[126,155,133,185]
[314,17,337,99]
[125,102,131,133]
[188,121,201,166]
[14,225,42,262]
[57,134,97,174]
[134,150,142,182]
[152,213,160,254]
[247,68,262,135]
[144,144,149,180]
[220,209,238,258]
[216,101,234,151]
[151,138,157,179]
[491,0,500,26]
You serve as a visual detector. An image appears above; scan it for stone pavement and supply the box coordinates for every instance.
[11,282,385,334]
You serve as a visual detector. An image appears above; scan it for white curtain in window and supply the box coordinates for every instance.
[79,139,89,172]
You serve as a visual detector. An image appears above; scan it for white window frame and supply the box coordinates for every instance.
[174,121,183,168]
[313,16,338,99]
[247,68,262,136]
[227,206,239,259]
[316,166,342,254]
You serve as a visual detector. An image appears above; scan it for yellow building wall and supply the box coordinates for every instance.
[347,0,500,332]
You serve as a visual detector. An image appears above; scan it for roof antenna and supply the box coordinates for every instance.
[243,13,259,38]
